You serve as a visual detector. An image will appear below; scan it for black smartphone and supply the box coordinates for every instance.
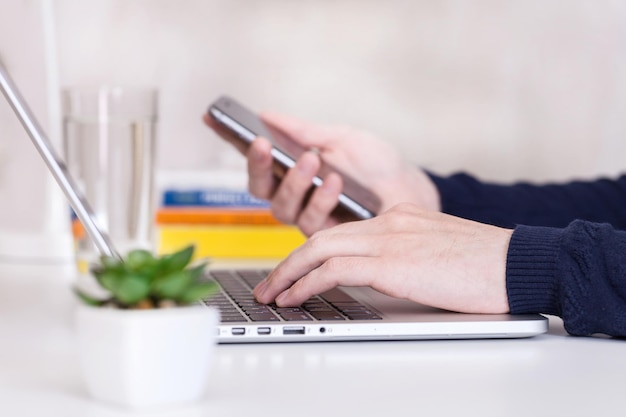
[208,95,381,221]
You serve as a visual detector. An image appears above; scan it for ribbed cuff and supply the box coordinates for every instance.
[506,225,563,315]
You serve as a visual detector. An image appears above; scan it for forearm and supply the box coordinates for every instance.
[429,172,626,229]
[506,221,626,337]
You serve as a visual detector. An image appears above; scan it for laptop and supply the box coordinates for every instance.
[0,61,548,343]
[203,268,547,342]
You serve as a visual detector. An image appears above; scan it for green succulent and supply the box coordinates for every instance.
[76,245,218,309]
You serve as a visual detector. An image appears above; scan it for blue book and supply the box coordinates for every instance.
[162,188,270,208]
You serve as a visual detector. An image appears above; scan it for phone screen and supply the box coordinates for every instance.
[208,96,381,221]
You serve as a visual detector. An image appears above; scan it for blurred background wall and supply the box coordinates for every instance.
[2,0,626,251]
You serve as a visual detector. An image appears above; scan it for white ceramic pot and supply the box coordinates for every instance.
[75,304,220,409]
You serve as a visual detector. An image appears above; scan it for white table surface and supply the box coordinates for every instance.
[0,260,624,417]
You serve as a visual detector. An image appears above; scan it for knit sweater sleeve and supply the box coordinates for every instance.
[429,172,626,229]
[507,222,626,337]
[429,172,626,337]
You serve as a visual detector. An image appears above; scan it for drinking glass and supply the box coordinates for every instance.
[62,86,158,271]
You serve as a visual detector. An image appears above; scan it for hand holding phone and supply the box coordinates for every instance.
[207,96,382,222]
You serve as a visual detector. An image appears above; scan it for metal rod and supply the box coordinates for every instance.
[0,60,120,259]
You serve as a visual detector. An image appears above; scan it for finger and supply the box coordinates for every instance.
[270,151,320,224]
[296,172,343,236]
[254,226,376,303]
[274,256,375,307]
[202,113,220,130]
[247,137,276,199]
[260,111,335,149]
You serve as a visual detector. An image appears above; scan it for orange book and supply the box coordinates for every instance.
[72,218,86,240]
[71,208,283,241]
[155,207,283,226]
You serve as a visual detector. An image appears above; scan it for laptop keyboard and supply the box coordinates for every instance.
[203,269,382,323]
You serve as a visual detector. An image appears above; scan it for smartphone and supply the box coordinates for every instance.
[207,95,381,221]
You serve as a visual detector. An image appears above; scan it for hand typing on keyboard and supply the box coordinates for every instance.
[253,204,511,315]
[204,270,381,322]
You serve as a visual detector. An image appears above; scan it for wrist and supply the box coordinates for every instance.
[409,168,441,212]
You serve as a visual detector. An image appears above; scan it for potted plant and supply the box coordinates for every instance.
[74,245,220,409]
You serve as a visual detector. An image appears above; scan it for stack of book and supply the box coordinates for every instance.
[156,187,306,259]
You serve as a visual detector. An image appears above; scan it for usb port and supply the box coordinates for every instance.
[257,327,271,335]
[231,327,245,336]
[283,326,305,335]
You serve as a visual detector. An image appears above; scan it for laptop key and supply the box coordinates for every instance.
[279,312,313,321]
[242,307,273,314]
[275,307,305,314]
[337,306,369,312]
[309,311,346,321]
[248,313,280,322]
[221,316,248,322]
[347,313,383,320]
[304,307,335,312]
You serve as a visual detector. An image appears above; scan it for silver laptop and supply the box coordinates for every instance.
[0,61,548,343]
[204,268,547,343]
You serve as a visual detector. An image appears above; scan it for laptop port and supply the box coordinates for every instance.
[283,326,305,335]
[231,327,245,335]
[257,327,271,335]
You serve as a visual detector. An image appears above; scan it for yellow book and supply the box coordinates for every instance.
[157,225,306,259]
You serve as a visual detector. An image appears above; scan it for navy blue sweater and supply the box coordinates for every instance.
[429,173,626,337]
